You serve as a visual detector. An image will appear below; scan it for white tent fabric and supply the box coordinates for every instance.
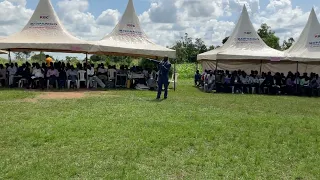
[286,8,320,62]
[89,0,176,59]
[0,0,92,53]
[197,6,284,62]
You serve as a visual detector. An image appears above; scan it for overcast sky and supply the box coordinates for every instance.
[0,0,319,59]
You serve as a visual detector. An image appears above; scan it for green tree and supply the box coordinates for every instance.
[14,52,24,60]
[281,37,295,50]
[222,36,229,44]
[30,52,46,63]
[171,33,207,63]
[22,51,31,61]
[66,56,80,66]
[257,23,281,50]
[208,45,215,50]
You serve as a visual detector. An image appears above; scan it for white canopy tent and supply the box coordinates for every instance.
[89,0,176,59]
[285,8,320,73]
[286,8,320,61]
[197,6,287,73]
[0,0,92,54]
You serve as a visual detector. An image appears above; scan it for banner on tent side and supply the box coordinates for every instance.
[28,14,57,29]
[236,30,260,44]
[118,23,143,36]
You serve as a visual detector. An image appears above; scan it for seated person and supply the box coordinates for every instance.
[231,71,242,93]
[272,72,283,94]
[194,70,201,86]
[147,69,157,90]
[285,73,294,95]
[222,71,231,93]
[87,64,106,88]
[58,67,67,89]
[67,66,78,88]
[261,72,274,94]
[204,71,215,93]
[300,73,309,95]
[46,65,59,88]
[240,71,250,93]
[30,64,44,89]
[0,64,6,86]
[97,63,108,84]
[249,73,260,93]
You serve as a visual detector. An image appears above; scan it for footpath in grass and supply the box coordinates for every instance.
[0,81,320,179]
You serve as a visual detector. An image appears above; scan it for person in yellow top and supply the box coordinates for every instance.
[45,55,53,67]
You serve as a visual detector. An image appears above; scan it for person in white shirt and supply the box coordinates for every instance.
[30,64,44,89]
[249,72,260,94]
[7,63,17,86]
[46,66,59,88]
[66,66,78,87]
[97,63,108,84]
[87,64,106,88]
[204,71,215,93]
[240,71,250,93]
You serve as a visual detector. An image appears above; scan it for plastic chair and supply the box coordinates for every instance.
[108,70,117,88]
[77,70,86,88]
[18,78,27,88]
[169,73,179,89]
[47,79,58,89]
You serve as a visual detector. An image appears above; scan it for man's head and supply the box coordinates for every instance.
[46,55,49,58]
[196,70,199,74]
[163,57,168,62]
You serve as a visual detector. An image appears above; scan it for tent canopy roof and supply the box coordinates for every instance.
[285,8,320,61]
[89,0,176,59]
[197,5,284,61]
[0,0,92,53]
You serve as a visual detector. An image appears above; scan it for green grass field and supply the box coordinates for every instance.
[1,80,320,179]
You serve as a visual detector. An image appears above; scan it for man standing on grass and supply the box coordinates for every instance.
[157,57,171,100]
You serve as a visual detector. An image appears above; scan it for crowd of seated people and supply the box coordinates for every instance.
[196,69,320,96]
[0,62,160,90]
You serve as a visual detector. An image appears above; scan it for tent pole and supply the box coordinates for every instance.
[86,53,88,88]
[259,60,262,75]
[174,59,176,91]
[8,49,11,64]
[296,61,299,93]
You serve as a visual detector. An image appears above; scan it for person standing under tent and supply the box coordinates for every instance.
[156,57,171,100]
[45,55,53,67]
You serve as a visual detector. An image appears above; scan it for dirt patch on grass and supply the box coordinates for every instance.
[38,92,85,100]
[20,91,119,102]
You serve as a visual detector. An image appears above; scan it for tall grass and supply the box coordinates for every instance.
[175,63,201,79]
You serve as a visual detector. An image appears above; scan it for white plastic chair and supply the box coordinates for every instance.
[169,73,179,89]
[18,78,27,88]
[77,70,86,88]
[46,79,58,89]
[67,79,78,89]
